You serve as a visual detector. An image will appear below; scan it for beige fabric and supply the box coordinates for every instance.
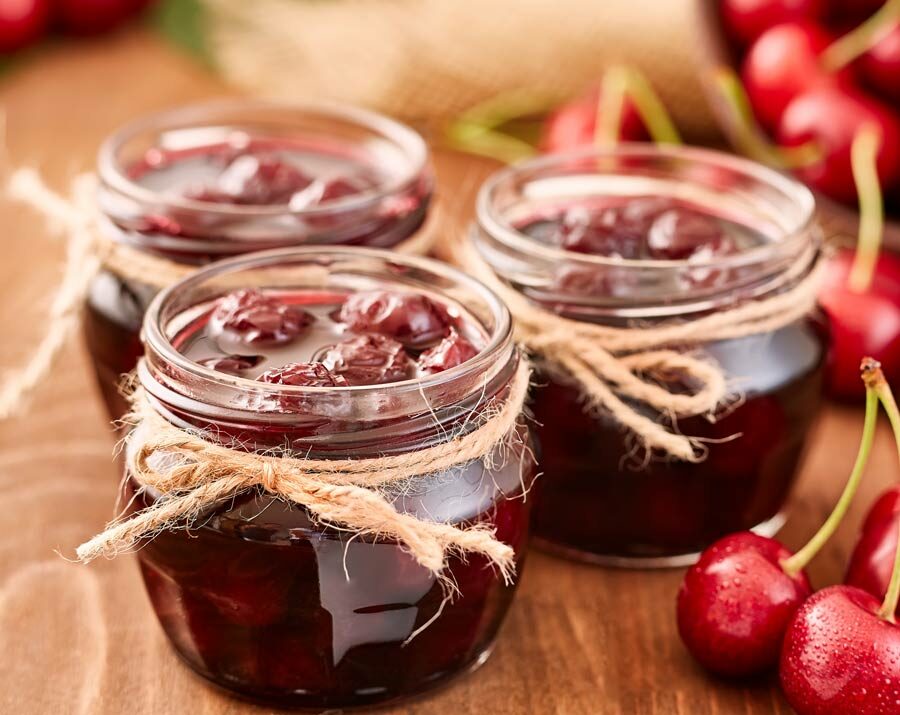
[202,0,716,139]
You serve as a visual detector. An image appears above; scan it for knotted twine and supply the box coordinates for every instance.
[75,360,531,582]
[0,169,440,418]
[446,235,823,462]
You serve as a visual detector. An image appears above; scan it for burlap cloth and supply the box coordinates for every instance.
[201,0,717,139]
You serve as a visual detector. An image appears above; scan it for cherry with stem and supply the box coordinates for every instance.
[819,123,900,400]
[780,361,900,715]
[845,354,900,610]
[676,359,880,677]
[820,0,900,72]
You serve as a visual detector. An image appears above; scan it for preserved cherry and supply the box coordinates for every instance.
[337,290,451,349]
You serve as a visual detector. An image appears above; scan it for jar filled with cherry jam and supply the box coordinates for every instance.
[474,145,825,566]
[85,100,433,417]
[131,247,532,708]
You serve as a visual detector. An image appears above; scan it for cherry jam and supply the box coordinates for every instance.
[130,248,531,707]
[83,101,433,418]
[475,146,825,565]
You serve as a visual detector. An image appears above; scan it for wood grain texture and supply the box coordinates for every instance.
[0,29,892,715]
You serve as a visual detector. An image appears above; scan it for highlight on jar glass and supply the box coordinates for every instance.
[466,144,826,567]
[75,247,534,709]
[79,99,434,418]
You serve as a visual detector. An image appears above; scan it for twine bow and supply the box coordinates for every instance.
[0,168,440,418]
[76,361,531,581]
[448,236,822,462]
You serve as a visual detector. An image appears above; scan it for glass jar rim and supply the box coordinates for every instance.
[141,246,515,423]
[97,98,430,219]
[475,143,817,273]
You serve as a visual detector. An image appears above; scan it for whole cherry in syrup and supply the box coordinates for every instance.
[179,287,482,393]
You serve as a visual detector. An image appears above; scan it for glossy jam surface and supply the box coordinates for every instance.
[131,137,382,215]
[516,196,825,563]
[174,287,483,390]
[519,197,767,259]
[86,132,432,419]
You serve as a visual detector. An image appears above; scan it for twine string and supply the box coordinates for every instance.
[76,361,531,580]
[448,234,822,462]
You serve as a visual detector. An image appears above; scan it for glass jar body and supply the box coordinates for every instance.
[127,246,527,707]
[530,319,826,565]
[132,440,532,708]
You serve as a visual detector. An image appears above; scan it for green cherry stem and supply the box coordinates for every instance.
[821,0,900,72]
[867,361,900,622]
[443,90,549,164]
[595,66,629,147]
[711,67,821,169]
[879,517,900,622]
[847,123,885,294]
[780,359,881,577]
[620,66,681,145]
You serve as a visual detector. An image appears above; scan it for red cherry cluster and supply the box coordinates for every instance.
[0,0,151,54]
[677,358,900,715]
[721,0,900,207]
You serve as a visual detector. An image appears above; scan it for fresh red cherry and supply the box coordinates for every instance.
[337,291,450,349]
[778,86,900,203]
[0,0,49,53]
[859,23,900,104]
[819,251,900,400]
[539,87,647,153]
[720,0,825,47]
[210,289,315,345]
[320,334,413,386]
[53,0,136,35]
[781,360,900,714]
[257,362,349,388]
[741,22,845,132]
[677,532,812,676]
[780,585,900,714]
[418,330,478,375]
[845,486,900,613]
[678,361,881,676]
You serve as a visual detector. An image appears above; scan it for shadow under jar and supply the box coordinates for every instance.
[84,100,433,419]
[129,247,533,709]
[474,145,826,567]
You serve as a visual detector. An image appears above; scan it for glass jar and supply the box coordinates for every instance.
[473,145,825,567]
[130,247,532,708]
[84,100,433,418]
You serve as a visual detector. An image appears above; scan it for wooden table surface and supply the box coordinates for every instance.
[0,30,894,715]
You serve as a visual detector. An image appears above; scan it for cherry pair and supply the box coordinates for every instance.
[677,358,900,714]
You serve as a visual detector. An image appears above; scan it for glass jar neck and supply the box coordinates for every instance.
[474,145,818,323]
[96,100,433,263]
[138,247,516,456]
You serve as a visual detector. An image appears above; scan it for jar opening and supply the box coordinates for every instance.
[474,145,818,320]
[140,247,516,447]
[97,100,433,256]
